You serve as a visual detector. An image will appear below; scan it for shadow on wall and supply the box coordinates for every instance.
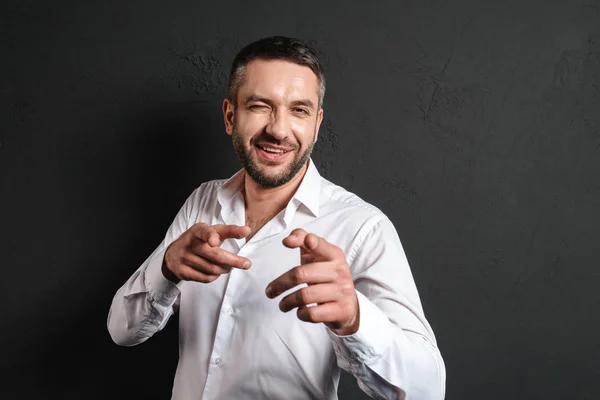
[2,100,234,399]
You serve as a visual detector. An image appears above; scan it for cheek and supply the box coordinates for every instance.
[237,114,268,140]
[291,120,315,143]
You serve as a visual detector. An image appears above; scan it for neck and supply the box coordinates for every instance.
[243,162,309,217]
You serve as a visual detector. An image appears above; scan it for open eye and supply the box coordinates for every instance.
[293,108,310,116]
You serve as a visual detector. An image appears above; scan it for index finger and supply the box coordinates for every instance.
[214,224,252,241]
[194,224,251,247]
[283,229,343,261]
[194,224,221,247]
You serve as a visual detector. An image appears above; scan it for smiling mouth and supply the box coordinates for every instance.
[255,143,294,161]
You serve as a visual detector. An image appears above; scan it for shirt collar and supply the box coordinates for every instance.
[217,158,321,221]
[290,158,321,218]
[216,168,245,211]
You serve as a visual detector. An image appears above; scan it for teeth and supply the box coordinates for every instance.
[260,146,285,154]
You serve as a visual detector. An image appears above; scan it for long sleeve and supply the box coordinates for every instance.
[106,190,197,346]
[327,216,446,400]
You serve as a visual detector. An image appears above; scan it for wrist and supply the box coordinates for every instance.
[161,253,181,284]
[332,307,360,336]
[332,321,359,336]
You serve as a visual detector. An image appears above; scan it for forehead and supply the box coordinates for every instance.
[238,59,319,104]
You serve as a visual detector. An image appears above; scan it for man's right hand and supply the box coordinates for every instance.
[162,223,252,284]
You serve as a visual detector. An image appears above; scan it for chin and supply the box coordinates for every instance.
[256,166,290,180]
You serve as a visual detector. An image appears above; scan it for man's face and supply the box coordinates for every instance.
[223,59,323,188]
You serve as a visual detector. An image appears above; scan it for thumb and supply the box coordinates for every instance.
[301,233,340,262]
[282,228,309,249]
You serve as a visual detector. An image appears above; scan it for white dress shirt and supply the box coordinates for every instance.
[107,159,446,399]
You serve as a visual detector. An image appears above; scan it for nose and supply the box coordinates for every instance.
[265,109,288,140]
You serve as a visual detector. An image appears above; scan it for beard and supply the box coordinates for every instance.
[232,124,315,188]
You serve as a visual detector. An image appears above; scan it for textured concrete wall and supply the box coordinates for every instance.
[1,0,599,399]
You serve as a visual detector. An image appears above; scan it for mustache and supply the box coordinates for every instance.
[251,135,298,149]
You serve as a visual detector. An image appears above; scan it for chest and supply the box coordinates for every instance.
[179,231,334,359]
[245,212,276,241]
[176,233,337,396]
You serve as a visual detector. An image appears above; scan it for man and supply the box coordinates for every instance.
[107,36,446,399]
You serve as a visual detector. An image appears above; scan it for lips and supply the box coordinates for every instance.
[255,143,294,161]
[255,143,294,153]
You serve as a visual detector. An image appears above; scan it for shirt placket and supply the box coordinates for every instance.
[200,237,241,399]
[202,191,296,398]
[201,196,246,400]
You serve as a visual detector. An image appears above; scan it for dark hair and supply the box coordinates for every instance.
[227,36,326,108]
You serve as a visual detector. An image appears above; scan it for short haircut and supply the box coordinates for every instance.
[227,36,326,108]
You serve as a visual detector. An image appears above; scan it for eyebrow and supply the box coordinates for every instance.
[290,99,315,109]
[243,95,315,110]
[244,95,273,106]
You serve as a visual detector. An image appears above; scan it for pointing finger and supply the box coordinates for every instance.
[214,224,252,240]
[302,234,342,261]
[282,228,308,249]
[283,229,342,261]
[194,224,221,247]
[194,224,251,247]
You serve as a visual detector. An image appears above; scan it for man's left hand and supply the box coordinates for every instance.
[266,228,360,336]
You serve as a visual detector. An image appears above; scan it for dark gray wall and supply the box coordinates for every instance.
[1,0,599,399]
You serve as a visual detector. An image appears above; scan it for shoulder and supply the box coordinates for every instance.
[317,176,391,241]
[319,177,387,222]
[192,178,229,197]
[185,178,226,201]
[315,177,400,265]
[179,177,231,220]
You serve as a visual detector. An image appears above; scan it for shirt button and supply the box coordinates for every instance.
[215,358,223,365]
[225,307,233,315]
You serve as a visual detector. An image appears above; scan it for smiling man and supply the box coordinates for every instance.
[107,36,446,400]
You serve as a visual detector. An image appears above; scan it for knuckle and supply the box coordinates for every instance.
[205,263,222,276]
[198,227,215,242]
[211,251,227,265]
[279,299,287,312]
[341,301,355,317]
[192,222,207,235]
[301,254,314,264]
[335,262,349,276]
[205,228,218,240]
[304,308,318,323]
[196,241,211,256]
[299,288,312,305]
[180,254,194,266]
[291,228,305,236]
[292,267,305,284]
[179,269,191,281]
[340,282,355,296]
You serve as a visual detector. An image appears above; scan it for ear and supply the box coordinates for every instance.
[313,108,324,143]
[223,98,235,135]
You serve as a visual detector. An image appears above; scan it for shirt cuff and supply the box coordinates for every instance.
[144,247,183,305]
[327,290,393,363]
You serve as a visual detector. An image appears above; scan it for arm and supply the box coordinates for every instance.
[328,216,446,399]
[267,219,445,399]
[106,186,253,347]
[106,195,192,347]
